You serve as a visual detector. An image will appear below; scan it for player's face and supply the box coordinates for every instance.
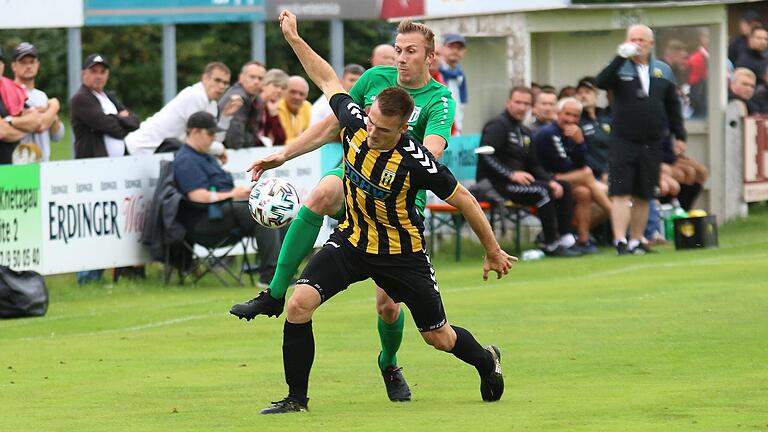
[556,101,582,128]
[534,93,557,122]
[395,32,434,86]
[366,101,407,150]
[11,56,39,81]
[82,64,109,92]
[239,64,266,96]
[202,69,231,101]
[506,91,532,122]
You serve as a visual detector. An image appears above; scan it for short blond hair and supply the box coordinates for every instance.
[733,67,757,82]
[263,68,289,88]
[397,19,436,55]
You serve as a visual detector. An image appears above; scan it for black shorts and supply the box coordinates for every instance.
[297,233,447,332]
[608,137,662,199]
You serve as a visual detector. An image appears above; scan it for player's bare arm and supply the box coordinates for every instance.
[423,134,447,160]
[445,185,517,280]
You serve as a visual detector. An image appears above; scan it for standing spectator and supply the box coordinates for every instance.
[729,67,759,114]
[662,39,690,86]
[687,28,709,118]
[258,68,288,146]
[576,78,612,182]
[735,26,768,88]
[439,33,468,135]
[527,88,557,135]
[310,64,364,127]
[10,42,63,162]
[125,62,242,155]
[0,48,44,164]
[596,24,686,255]
[476,87,580,257]
[277,75,311,143]
[219,61,268,149]
[369,44,396,67]
[534,97,611,253]
[729,11,762,64]
[70,53,140,159]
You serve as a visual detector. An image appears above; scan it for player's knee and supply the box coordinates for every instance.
[573,185,591,202]
[305,185,341,216]
[286,289,317,322]
[376,298,400,323]
[421,327,455,352]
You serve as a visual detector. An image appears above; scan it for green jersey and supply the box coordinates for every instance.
[348,66,455,213]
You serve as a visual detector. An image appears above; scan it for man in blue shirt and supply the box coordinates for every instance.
[173,111,281,286]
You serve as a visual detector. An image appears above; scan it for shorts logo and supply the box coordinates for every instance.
[380,169,396,188]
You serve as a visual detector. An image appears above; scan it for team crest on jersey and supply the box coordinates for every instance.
[380,169,396,188]
[408,106,422,123]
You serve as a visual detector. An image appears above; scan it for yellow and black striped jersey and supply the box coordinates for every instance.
[329,92,459,255]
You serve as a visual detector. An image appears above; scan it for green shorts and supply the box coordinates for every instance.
[323,165,427,220]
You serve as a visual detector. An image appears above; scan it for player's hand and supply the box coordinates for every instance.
[510,170,534,185]
[674,139,687,156]
[278,10,299,41]
[549,180,563,199]
[247,151,287,181]
[222,95,244,117]
[118,109,130,118]
[617,42,639,58]
[266,100,279,116]
[482,248,517,281]
[563,124,584,144]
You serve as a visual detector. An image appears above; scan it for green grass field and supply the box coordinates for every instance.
[2,205,767,431]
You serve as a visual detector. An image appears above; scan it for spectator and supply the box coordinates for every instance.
[439,33,468,135]
[258,68,288,146]
[729,11,762,64]
[596,24,686,255]
[557,85,576,100]
[735,26,768,88]
[10,42,63,162]
[172,111,281,287]
[534,97,611,253]
[277,75,311,143]
[576,78,612,182]
[310,64,364,127]
[475,86,580,257]
[729,67,759,114]
[0,48,45,164]
[687,28,709,117]
[70,53,140,159]
[662,39,690,86]
[530,82,542,101]
[219,61,268,149]
[528,88,557,135]
[369,44,396,67]
[125,62,242,155]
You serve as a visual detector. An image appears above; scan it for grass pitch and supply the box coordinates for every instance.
[2,205,767,431]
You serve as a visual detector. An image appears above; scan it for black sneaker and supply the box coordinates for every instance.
[480,345,504,402]
[544,245,582,257]
[259,396,308,414]
[381,363,412,402]
[576,241,599,255]
[229,289,285,320]
[615,241,630,256]
[630,242,657,255]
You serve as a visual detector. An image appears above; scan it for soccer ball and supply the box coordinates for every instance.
[248,178,301,229]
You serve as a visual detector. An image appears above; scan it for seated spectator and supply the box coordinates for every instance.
[220,61,268,149]
[126,62,242,155]
[277,75,311,143]
[10,42,63,162]
[0,48,46,164]
[729,11,762,64]
[534,97,612,253]
[70,53,140,159]
[576,78,611,182]
[527,88,557,135]
[258,68,288,146]
[172,111,281,287]
[728,67,759,114]
[310,64,364,127]
[734,26,768,88]
[476,86,580,257]
[557,85,576,100]
[661,134,709,211]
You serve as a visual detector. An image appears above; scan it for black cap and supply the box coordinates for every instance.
[12,42,38,61]
[187,111,223,132]
[576,77,597,91]
[83,53,110,70]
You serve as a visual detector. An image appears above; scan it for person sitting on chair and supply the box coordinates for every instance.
[172,111,281,287]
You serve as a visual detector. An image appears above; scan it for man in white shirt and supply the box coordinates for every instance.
[309,64,364,126]
[125,62,242,155]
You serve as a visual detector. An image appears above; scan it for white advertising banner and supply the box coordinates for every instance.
[426,0,568,17]
[0,0,84,29]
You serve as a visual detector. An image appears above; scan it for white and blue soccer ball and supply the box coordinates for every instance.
[248,178,301,229]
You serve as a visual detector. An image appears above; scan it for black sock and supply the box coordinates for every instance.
[283,320,314,403]
[678,183,702,211]
[449,325,494,376]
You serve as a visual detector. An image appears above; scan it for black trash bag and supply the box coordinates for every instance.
[0,266,49,319]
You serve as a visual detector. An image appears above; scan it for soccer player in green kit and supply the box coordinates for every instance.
[230,17,455,402]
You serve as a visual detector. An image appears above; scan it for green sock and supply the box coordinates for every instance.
[268,206,324,300]
[377,308,405,370]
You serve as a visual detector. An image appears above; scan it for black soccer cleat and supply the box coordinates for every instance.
[259,396,308,414]
[229,289,285,320]
[381,364,412,402]
[480,344,504,402]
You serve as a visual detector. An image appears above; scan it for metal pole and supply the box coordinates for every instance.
[162,24,177,104]
[67,27,82,157]
[330,19,344,75]
[251,21,266,63]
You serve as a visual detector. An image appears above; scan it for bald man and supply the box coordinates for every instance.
[370,44,396,67]
[277,75,312,142]
[596,24,686,255]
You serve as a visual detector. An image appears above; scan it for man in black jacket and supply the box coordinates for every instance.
[70,53,140,159]
[476,86,579,257]
[735,26,768,89]
[596,24,687,255]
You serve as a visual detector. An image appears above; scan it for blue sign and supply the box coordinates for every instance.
[85,0,265,25]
